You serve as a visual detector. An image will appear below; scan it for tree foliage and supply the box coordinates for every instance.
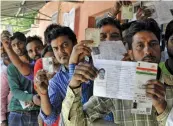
[1,12,37,33]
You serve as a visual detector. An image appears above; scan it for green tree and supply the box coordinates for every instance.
[1,12,37,33]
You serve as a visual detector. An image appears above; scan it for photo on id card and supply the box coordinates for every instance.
[42,57,55,73]
[131,61,158,115]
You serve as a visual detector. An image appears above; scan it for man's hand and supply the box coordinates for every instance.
[121,53,132,61]
[146,80,167,114]
[69,62,98,89]
[33,94,41,106]
[1,35,11,50]
[69,40,93,64]
[136,6,152,20]
[1,121,7,126]
[109,1,132,17]
[46,72,56,81]
[34,69,49,95]
[114,1,132,12]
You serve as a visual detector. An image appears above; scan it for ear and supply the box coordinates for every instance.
[128,50,134,61]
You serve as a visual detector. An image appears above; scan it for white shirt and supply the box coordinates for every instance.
[166,108,173,126]
[0,59,7,74]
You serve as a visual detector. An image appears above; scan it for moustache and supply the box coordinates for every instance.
[59,53,68,58]
[142,55,156,62]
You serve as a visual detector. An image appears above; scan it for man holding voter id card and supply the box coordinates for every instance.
[61,18,173,126]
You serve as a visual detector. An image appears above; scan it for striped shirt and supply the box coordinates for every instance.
[40,65,93,125]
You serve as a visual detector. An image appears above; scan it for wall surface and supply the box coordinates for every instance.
[34,1,115,42]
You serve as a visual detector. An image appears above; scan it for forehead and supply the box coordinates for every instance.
[132,31,158,44]
[26,41,42,50]
[11,38,23,45]
[51,36,71,47]
[100,24,120,34]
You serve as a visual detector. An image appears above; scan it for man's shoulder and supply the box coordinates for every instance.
[159,62,165,69]
[7,63,17,71]
[49,70,68,85]
[159,62,170,75]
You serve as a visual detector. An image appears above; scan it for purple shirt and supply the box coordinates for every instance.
[24,61,35,81]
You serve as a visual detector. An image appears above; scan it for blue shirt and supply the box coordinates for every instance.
[40,64,93,125]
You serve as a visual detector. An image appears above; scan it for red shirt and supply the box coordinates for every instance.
[34,58,60,126]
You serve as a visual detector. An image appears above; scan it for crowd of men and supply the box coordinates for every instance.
[0,1,173,126]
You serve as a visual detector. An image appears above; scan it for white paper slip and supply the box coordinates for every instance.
[94,59,136,100]
[92,41,127,63]
[85,28,100,47]
[19,91,31,109]
[42,57,55,73]
[131,61,158,115]
[121,5,133,19]
[143,1,173,25]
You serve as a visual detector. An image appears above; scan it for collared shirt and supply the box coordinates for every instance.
[61,64,173,126]
[40,64,93,125]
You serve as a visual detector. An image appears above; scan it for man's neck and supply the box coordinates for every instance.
[168,57,173,72]
[19,55,29,63]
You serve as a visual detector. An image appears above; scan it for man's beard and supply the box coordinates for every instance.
[141,55,158,63]
[33,54,41,61]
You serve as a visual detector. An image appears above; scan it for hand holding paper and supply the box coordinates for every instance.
[69,62,98,89]
[69,40,92,64]
[146,80,167,114]
[34,69,49,95]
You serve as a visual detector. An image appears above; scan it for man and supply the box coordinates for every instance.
[2,32,40,126]
[98,68,105,80]
[0,31,12,126]
[26,35,44,62]
[161,20,173,126]
[34,24,94,125]
[97,17,122,42]
[2,33,44,81]
[160,20,173,85]
[96,17,125,121]
[62,18,173,126]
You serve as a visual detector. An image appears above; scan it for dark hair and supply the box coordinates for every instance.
[10,32,26,44]
[44,24,77,45]
[99,68,105,73]
[165,20,173,43]
[97,17,122,36]
[124,18,161,50]
[1,30,11,37]
[44,24,62,44]
[41,45,53,57]
[26,35,43,45]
